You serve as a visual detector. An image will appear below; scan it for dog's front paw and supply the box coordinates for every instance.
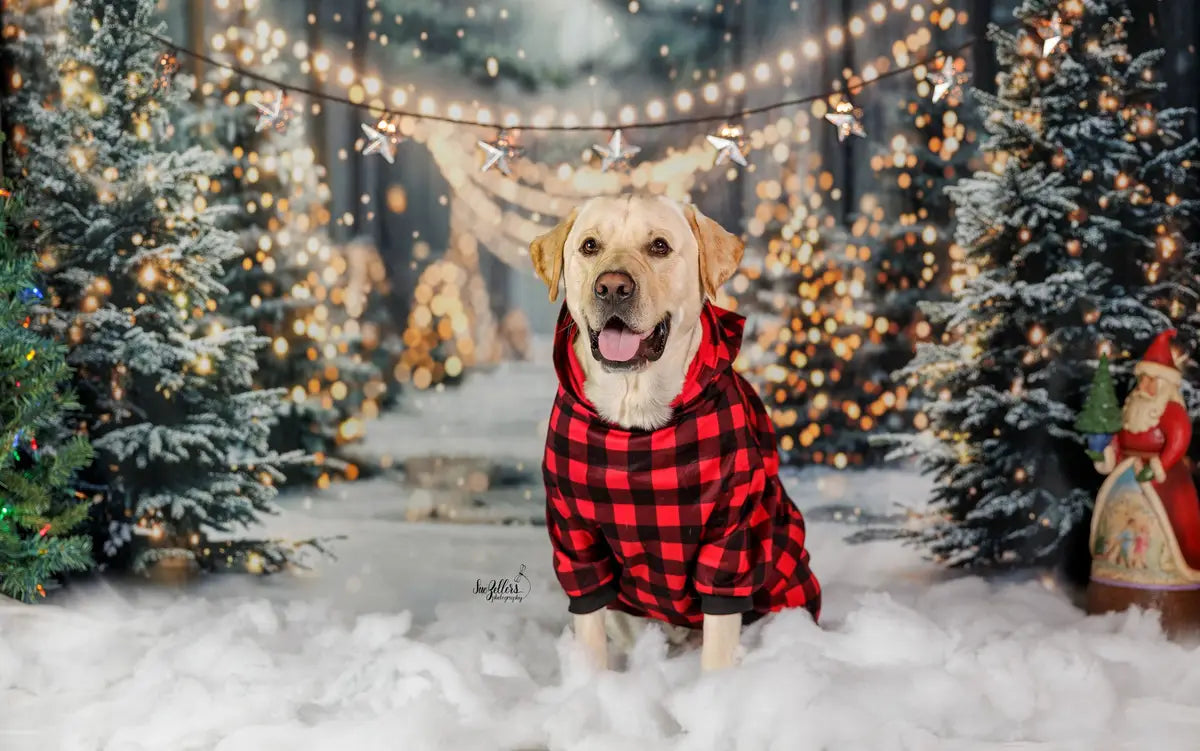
[700,613,741,671]
[583,648,609,672]
[700,648,736,672]
[574,611,610,671]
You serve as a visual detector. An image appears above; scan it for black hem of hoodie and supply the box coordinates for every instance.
[700,594,754,615]
[567,582,619,614]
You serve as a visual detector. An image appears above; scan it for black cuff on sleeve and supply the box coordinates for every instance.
[700,594,754,615]
[568,581,619,614]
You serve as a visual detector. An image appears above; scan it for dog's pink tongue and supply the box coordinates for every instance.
[598,325,650,362]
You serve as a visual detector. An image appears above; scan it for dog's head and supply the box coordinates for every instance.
[529,194,744,373]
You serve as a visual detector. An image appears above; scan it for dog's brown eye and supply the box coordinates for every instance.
[649,237,671,255]
[580,237,599,255]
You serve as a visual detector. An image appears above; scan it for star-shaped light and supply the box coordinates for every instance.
[478,129,524,175]
[360,117,401,163]
[592,129,641,172]
[824,101,865,142]
[706,124,748,167]
[1039,13,1065,57]
[927,57,968,103]
[252,89,292,133]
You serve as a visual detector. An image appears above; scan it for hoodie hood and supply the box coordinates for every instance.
[552,301,747,420]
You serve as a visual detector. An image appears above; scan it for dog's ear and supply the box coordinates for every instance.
[529,207,578,303]
[686,204,744,301]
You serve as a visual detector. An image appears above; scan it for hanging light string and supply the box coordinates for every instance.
[135,21,1018,133]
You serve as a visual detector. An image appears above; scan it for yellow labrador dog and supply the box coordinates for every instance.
[530,194,820,672]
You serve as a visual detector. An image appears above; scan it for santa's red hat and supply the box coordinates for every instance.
[1134,328,1182,386]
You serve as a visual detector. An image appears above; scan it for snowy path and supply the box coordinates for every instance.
[344,342,558,471]
[4,354,1200,749]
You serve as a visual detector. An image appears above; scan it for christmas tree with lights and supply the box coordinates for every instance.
[191,10,388,487]
[0,189,94,602]
[9,0,305,573]
[738,202,872,469]
[895,0,1200,574]
[863,52,979,448]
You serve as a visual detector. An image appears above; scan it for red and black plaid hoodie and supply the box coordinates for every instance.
[543,302,821,629]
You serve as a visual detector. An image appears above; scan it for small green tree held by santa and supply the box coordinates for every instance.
[1076,354,1123,461]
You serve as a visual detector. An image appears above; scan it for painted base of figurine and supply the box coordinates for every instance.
[1087,579,1200,638]
[1088,457,1200,639]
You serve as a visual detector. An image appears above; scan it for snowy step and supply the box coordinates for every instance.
[401,455,537,491]
[378,484,544,525]
[803,503,910,525]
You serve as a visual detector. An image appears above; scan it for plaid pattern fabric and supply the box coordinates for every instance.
[543,302,820,629]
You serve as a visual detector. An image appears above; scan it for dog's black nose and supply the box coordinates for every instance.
[594,271,635,302]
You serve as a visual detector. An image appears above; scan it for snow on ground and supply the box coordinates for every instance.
[4,357,1200,750]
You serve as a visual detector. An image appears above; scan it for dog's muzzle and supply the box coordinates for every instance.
[587,313,671,371]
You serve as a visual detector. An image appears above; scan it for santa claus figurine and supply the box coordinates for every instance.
[1094,329,1200,569]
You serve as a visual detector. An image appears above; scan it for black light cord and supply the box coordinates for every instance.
[136,19,1020,133]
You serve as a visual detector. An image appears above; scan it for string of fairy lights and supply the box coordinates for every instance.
[230,0,939,133]
[141,18,1015,168]
[180,2,980,220]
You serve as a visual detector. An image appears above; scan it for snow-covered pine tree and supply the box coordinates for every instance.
[2,1,60,154]
[0,188,94,602]
[861,53,979,448]
[1122,59,1200,426]
[1147,210,1200,425]
[9,0,304,572]
[894,0,1199,573]
[190,10,388,486]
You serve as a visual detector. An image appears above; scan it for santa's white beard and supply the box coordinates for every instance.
[1122,387,1173,434]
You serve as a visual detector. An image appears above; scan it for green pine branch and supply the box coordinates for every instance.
[0,191,95,603]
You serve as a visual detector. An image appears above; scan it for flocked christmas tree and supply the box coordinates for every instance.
[9,0,308,572]
[893,0,1200,573]
[0,189,94,601]
[189,9,387,487]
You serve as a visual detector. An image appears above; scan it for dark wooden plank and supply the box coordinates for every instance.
[839,0,856,223]
[970,0,997,95]
[306,0,330,182]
